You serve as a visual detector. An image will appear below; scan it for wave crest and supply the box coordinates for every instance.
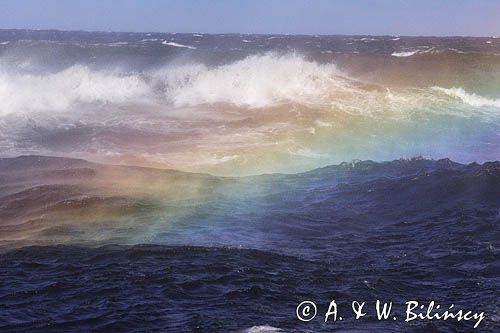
[156,53,349,108]
[432,86,500,108]
[1,54,499,117]
[0,54,353,113]
[0,65,150,114]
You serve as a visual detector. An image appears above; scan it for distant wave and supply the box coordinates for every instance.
[432,86,500,108]
[391,47,439,57]
[391,50,419,57]
[162,40,197,49]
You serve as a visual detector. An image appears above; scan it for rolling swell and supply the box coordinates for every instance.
[0,157,499,331]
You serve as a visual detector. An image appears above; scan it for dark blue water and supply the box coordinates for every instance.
[1,158,499,332]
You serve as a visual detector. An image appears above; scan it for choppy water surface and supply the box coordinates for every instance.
[0,30,499,332]
[0,30,499,175]
[0,156,499,332]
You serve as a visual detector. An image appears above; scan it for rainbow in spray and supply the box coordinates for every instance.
[0,31,499,246]
[1,30,500,332]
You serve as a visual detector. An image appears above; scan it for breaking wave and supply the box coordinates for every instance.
[0,53,359,113]
[0,53,499,117]
[0,65,150,115]
[391,50,419,57]
[432,86,500,108]
[161,40,197,49]
[156,53,348,107]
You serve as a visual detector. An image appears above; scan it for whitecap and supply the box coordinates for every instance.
[391,50,419,57]
[161,41,197,49]
[243,325,283,332]
[0,65,151,115]
[448,48,466,54]
[432,87,500,108]
[154,53,348,108]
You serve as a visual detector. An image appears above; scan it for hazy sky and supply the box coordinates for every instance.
[1,0,499,36]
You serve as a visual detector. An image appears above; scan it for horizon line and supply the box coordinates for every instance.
[0,27,498,39]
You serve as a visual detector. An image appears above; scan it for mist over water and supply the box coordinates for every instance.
[0,30,499,175]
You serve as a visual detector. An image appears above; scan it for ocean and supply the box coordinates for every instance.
[0,30,499,332]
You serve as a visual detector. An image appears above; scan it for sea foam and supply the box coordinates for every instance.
[0,53,498,117]
[432,86,500,108]
[0,65,150,115]
[392,51,419,57]
[155,53,348,108]
[0,53,355,114]
[162,41,197,49]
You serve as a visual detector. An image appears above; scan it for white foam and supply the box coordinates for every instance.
[0,41,9,45]
[162,41,197,49]
[0,53,353,113]
[448,48,466,54]
[432,87,500,108]
[422,47,437,54]
[1,53,497,119]
[243,325,283,333]
[155,53,350,108]
[0,65,150,115]
[391,50,418,57]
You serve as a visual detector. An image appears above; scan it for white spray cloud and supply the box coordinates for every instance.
[0,65,150,115]
[0,53,498,119]
[154,53,350,108]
